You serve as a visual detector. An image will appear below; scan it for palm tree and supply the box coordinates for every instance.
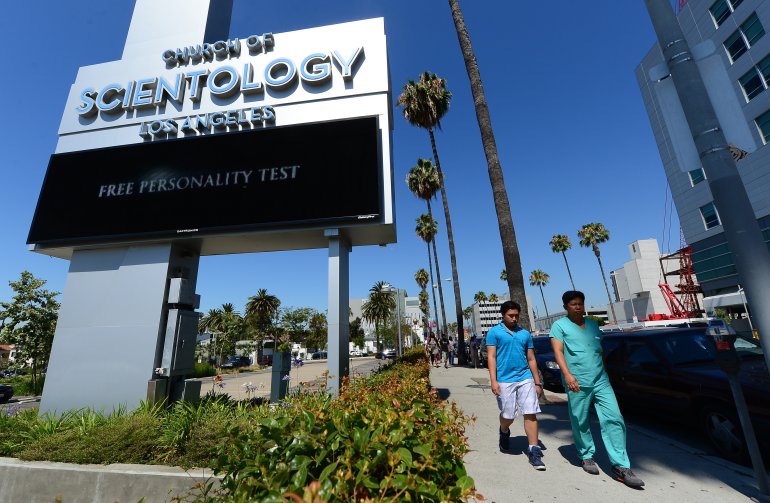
[199,303,243,365]
[488,293,499,303]
[473,291,487,303]
[245,289,281,363]
[414,268,431,335]
[578,223,617,323]
[529,270,551,323]
[398,73,467,363]
[416,213,446,334]
[362,281,396,352]
[500,269,507,282]
[447,0,531,332]
[550,234,576,290]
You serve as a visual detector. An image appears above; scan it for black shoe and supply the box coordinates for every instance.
[498,428,510,453]
[528,446,546,470]
[612,466,645,488]
[581,458,599,475]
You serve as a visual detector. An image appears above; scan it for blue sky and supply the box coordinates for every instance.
[0,1,681,322]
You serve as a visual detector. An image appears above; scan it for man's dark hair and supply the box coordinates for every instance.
[562,290,585,305]
[500,300,521,315]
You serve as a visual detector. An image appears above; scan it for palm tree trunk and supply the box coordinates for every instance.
[426,242,439,336]
[448,0,531,332]
[375,320,380,352]
[428,132,466,361]
[594,247,618,323]
[562,251,576,290]
[538,285,550,327]
[431,237,448,335]
[426,199,448,335]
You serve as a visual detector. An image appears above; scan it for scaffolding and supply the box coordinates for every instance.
[658,240,703,319]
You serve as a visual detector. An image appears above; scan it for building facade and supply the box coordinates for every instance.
[609,238,704,322]
[636,0,770,300]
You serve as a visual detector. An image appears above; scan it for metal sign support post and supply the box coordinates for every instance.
[326,229,350,396]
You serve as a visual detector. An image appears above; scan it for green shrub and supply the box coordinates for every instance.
[0,375,46,396]
[204,348,475,502]
[192,362,217,378]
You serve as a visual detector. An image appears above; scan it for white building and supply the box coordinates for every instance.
[470,293,536,337]
[606,239,705,323]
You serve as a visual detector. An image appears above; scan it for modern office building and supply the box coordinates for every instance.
[470,293,536,337]
[636,0,770,307]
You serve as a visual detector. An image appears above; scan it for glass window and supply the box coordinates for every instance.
[724,13,765,62]
[689,168,706,185]
[731,0,744,9]
[651,333,715,365]
[742,13,765,46]
[700,202,721,229]
[739,68,765,100]
[626,342,662,371]
[725,30,749,61]
[710,0,731,26]
[755,109,770,143]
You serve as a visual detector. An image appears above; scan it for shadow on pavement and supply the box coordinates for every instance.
[435,388,451,400]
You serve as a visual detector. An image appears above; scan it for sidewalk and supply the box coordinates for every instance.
[430,364,768,503]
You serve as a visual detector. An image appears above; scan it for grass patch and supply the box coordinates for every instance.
[0,374,45,396]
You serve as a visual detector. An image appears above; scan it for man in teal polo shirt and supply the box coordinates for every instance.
[487,300,545,470]
[550,290,644,488]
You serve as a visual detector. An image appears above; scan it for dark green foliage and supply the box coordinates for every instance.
[0,374,45,396]
[0,349,475,501]
[192,362,217,378]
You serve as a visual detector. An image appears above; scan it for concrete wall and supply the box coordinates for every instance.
[0,457,219,503]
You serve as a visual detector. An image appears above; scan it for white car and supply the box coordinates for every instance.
[349,348,361,356]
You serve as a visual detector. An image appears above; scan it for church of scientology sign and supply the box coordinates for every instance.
[30,17,395,256]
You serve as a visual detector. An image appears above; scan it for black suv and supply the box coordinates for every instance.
[219,355,252,369]
[0,383,13,403]
[601,328,769,462]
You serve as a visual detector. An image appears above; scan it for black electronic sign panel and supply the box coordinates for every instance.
[28,117,381,247]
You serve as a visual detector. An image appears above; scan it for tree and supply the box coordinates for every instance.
[473,291,487,303]
[361,281,396,351]
[245,289,281,363]
[578,223,617,323]
[414,268,431,337]
[447,0,531,332]
[218,304,245,363]
[0,271,60,395]
[280,307,314,346]
[415,213,445,333]
[398,73,467,363]
[529,269,551,322]
[306,311,328,351]
[550,234,576,290]
[349,317,365,349]
[500,269,507,282]
[488,293,499,303]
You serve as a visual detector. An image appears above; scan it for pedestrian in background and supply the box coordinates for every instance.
[447,336,455,367]
[550,290,644,488]
[487,300,546,470]
[440,334,450,368]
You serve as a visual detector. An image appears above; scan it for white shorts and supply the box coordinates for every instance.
[496,379,541,420]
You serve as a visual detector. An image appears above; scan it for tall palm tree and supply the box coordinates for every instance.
[200,303,243,365]
[414,268,431,336]
[529,270,551,323]
[361,280,396,352]
[550,234,576,290]
[578,223,617,323]
[398,73,467,363]
[488,293,499,303]
[408,161,448,335]
[447,0,530,333]
[500,269,507,282]
[473,291,487,303]
[245,288,281,363]
[416,213,447,334]
[418,289,431,337]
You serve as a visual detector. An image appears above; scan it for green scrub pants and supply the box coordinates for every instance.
[566,377,630,468]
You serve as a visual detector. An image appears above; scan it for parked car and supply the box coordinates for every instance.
[601,328,770,463]
[219,355,252,369]
[349,348,361,357]
[531,336,563,391]
[0,383,13,403]
[375,348,396,359]
[311,351,328,360]
[0,369,23,378]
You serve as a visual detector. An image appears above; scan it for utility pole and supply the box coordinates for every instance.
[644,0,770,375]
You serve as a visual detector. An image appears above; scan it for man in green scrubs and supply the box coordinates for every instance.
[550,290,644,488]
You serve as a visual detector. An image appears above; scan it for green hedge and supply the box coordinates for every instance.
[0,349,475,501]
[0,374,45,396]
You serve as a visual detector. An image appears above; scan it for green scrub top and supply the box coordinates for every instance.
[549,317,608,387]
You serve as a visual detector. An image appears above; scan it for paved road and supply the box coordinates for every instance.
[431,364,770,503]
[195,356,386,400]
